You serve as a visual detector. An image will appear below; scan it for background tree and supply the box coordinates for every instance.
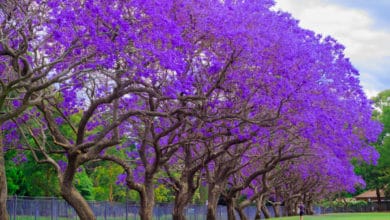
[373,90,390,199]
[5,151,60,197]
[356,89,390,210]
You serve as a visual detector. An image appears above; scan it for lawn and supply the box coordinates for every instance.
[272,212,390,220]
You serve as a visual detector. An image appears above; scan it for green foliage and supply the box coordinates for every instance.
[191,189,201,204]
[5,150,60,196]
[355,89,390,193]
[5,126,179,203]
[154,184,174,203]
[385,186,390,198]
[320,199,367,208]
[6,165,23,195]
[90,163,126,202]
[378,135,390,168]
[127,189,140,202]
[74,169,94,200]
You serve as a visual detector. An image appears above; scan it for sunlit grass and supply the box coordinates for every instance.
[271,212,390,220]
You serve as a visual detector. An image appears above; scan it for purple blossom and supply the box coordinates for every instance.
[58,160,67,173]
[12,153,27,164]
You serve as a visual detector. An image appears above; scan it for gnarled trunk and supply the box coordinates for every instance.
[272,189,282,217]
[284,199,295,216]
[173,182,196,220]
[61,181,95,220]
[306,201,314,215]
[139,181,155,220]
[207,183,221,220]
[226,197,236,220]
[256,194,270,219]
[0,133,9,220]
[261,204,271,219]
[254,209,261,220]
[172,197,187,220]
[235,206,248,220]
[272,202,281,217]
[60,154,96,220]
[376,188,382,211]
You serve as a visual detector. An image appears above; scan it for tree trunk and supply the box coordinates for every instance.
[172,196,187,220]
[272,202,281,217]
[207,201,218,220]
[261,204,271,219]
[376,188,382,211]
[226,197,236,220]
[257,196,271,219]
[139,181,155,220]
[206,184,221,220]
[273,189,282,218]
[61,182,96,220]
[0,132,9,220]
[173,182,196,220]
[235,206,248,220]
[285,199,294,216]
[306,201,314,215]
[60,155,96,220]
[254,208,261,220]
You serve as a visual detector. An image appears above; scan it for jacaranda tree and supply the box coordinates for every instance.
[1,0,381,220]
[0,0,99,218]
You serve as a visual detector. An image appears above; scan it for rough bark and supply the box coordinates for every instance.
[173,197,187,220]
[376,188,382,211]
[172,143,203,220]
[173,182,195,220]
[272,202,281,217]
[237,199,252,220]
[206,200,218,220]
[60,154,95,220]
[235,206,248,220]
[254,209,261,220]
[255,196,271,219]
[139,181,155,220]
[272,189,282,218]
[285,199,295,216]
[261,204,271,219]
[226,197,236,220]
[0,133,9,220]
[306,200,314,215]
[255,194,270,219]
[206,183,221,220]
[61,181,96,220]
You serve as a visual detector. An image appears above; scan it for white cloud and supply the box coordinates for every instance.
[364,88,380,99]
[275,0,390,96]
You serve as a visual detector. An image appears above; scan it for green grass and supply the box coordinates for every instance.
[272,212,390,220]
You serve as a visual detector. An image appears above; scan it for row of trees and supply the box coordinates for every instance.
[7,88,390,214]
[0,0,381,220]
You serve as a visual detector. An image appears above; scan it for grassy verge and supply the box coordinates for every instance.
[272,212,390,220]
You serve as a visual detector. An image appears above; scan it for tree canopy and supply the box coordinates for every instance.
[0,0,382,220]
[355,89,390,209]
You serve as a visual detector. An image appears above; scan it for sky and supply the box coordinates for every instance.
[274,0,390,98]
